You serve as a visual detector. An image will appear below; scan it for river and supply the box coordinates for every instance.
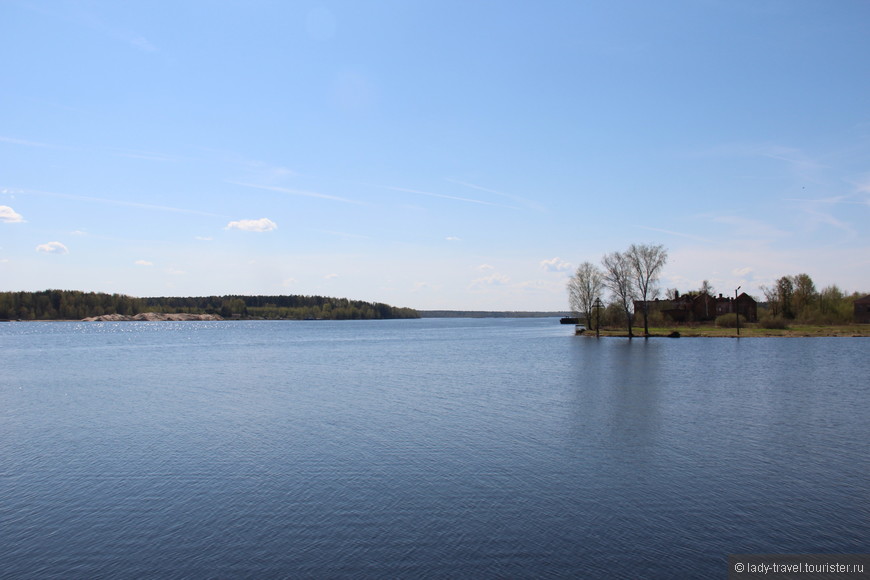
[1,319,867,578]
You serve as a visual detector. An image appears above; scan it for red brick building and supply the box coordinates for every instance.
[855,295,870,324]
[635,291,757,323]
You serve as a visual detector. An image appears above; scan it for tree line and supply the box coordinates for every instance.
[568,243,668,337]
[759,274,861,325]
[0,290,419,321]
[568,245,864,333]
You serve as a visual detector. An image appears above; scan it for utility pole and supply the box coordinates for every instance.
[594,297,602,338]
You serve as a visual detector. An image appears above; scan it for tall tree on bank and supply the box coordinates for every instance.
[792,273,817,315]
[601,251,637,337]
[699,279,714,320]
[776,275,796,319]
[626,243,669,336]
[567,261,604,330]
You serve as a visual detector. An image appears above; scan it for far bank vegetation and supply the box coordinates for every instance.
[0,290,419,321]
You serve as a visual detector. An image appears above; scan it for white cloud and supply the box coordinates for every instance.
[195,236,213,241]
[226,218,278,232]
[732,267,753,277]
[470,273,510,288]
[134,260,154,266]
[412,281,440,292]
[477,264,495,271]
[36,241,68,254]
[446,236,461,241]
[0,206,24,223]
[540,257,572,272]
[324,273,339,280]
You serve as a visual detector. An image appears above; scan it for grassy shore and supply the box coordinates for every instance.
[582,324,870,337]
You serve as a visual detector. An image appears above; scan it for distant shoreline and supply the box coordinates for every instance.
[419,311,568,318]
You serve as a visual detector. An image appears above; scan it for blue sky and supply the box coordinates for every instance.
[2,1,869,310]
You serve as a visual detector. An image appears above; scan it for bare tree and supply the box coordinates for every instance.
[699,279,714,296]
[760,283,779,317]
[626,243,668,336]
[567,262,603,329]
[699,279,714,319]
[601,251,637,337]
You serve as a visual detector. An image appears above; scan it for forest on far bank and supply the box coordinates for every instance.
[0,290,419,321]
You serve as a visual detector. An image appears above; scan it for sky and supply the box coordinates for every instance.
[2,0,869,311]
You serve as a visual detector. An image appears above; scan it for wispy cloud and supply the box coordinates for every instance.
[757,145,828,175]
[315,229,370,240]
[127,35,157,52]
[0,206,24,223]
[134,260,154,266]
[540,257,572,272]
[783,193,870,207]
[637,226,711,243]
[412,281,441,292]
[226,218,278,232]
[446,236,461,241]
[446,178,545,211]
[112,150,179,162]
[57,4,158,52]
[0,136,55,148]
[687,142,831,184]
[793,204,855,234]
[36,241,68,254]
[229,181,362,204]
[385,185,517,208]
[708,214,789,239]
[469,273,510,289]
[239,159,296,181]
[16,188,227,218]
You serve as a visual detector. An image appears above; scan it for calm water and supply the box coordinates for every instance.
[1,319,868,578]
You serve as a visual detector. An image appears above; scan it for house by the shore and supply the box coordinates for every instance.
[855,295,870,324]
[635,291,758,323]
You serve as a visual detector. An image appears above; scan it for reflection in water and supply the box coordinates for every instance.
[566,338,664,452]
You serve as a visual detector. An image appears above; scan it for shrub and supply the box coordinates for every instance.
[760,316,789,329]
[645,309,667,327]
[715,313,745,328]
